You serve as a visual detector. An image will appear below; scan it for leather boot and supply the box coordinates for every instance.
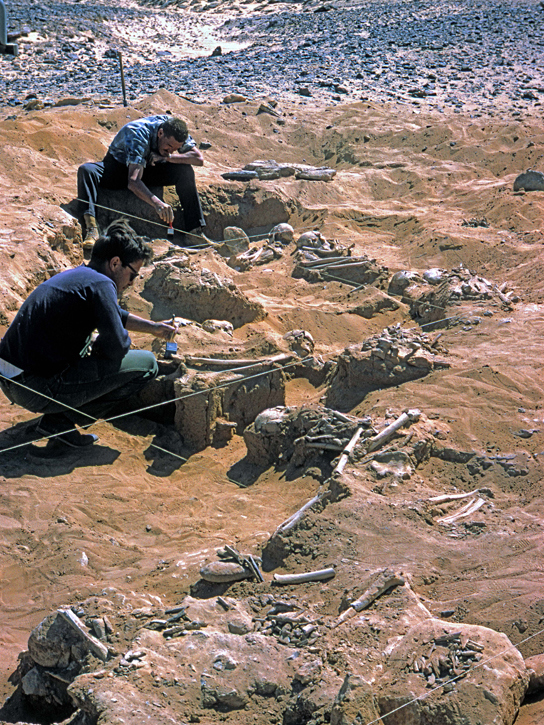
[83,213,100,251]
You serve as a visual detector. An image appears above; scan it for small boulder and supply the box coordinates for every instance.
[513,169,544,191]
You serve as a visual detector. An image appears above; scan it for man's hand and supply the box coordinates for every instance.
[152,320,179,340]
[149,151,167,166]
[152,199,174,224]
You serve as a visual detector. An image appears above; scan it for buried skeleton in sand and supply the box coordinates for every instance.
[77,114,209,248]
[0,219,177,449]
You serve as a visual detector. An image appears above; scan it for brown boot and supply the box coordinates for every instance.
[83,213,99,252]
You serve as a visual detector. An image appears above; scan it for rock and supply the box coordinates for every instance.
[211,46,222,56]
[24,98,44,111]
[199,140,212,150]
[28,613,80,668]
[331,674,381,725]
[513,170,544,191]
[222,93,247,104]
[53,96,91,107]
[227,617,252,635]
[526,653,544,694]
[295,167,336,181]
[221,170,259,181]
[377,620,529,725]
[200,561,252,583]
[293,658,323,685]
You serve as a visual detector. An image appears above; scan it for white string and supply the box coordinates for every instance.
[0,355,312,458]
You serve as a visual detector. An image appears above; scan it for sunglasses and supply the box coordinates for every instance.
[125,262,140,281]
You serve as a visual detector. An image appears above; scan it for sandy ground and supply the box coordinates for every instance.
[1,3,544,725]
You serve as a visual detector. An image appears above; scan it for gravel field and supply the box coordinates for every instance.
[1,0,544,114]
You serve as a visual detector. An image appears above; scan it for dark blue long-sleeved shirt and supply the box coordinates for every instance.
[0,265,130,377]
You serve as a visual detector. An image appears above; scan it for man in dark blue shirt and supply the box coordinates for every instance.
[0,219,176,448]
[77,115,206,248]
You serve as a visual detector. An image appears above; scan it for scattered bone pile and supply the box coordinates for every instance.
[295,230,351,260]
[243,405,374,467]
[388,266,519,324]
[411,631,484,688]
[221,159,337,182]
[326,323,450,407]
[253,600,320,647]
[293,251,388,287]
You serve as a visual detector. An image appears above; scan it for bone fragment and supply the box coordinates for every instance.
[429,489,481,503]
[274,488,329,537]
[57,608,109,661]
[301,256,349,267]
[366,409,421,453]
[306,442,345,452]
[333,427,364,475]
[273,567,336,585]
[333,570,405,627]
[184,353,291,368]
[437,497,485,524]
[492,284,512,305]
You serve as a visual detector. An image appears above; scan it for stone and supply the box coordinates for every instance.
[200,561,252,583]
[222,93,247,104]
[295,167,336,181]
[525,653,544,694]
[376,620,529,725]
[227,618,252,635]
[331,674,381,725]
[221,170,259,181]
[513,170,544,191]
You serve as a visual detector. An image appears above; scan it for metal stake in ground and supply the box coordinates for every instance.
[118,51,127,107]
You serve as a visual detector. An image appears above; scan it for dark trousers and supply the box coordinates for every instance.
[77,153,205,231]
[0,350,158,427]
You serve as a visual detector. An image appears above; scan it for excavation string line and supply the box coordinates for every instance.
[362,625,544,725]
[0,355,313,459]
[0,300,466,461]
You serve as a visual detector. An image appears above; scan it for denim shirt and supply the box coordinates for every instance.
[108,115,196,167]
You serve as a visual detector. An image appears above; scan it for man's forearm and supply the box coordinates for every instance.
[127,178,162,210]
[167,149,204,166]
[126,313,176,340]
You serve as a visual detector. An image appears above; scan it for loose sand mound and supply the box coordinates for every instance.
[1,76,544,725]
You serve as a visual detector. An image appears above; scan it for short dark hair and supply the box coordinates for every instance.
[160,117,188,143]
[90,218,153,266]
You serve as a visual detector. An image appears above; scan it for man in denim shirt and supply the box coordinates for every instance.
[78,115,207,247]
